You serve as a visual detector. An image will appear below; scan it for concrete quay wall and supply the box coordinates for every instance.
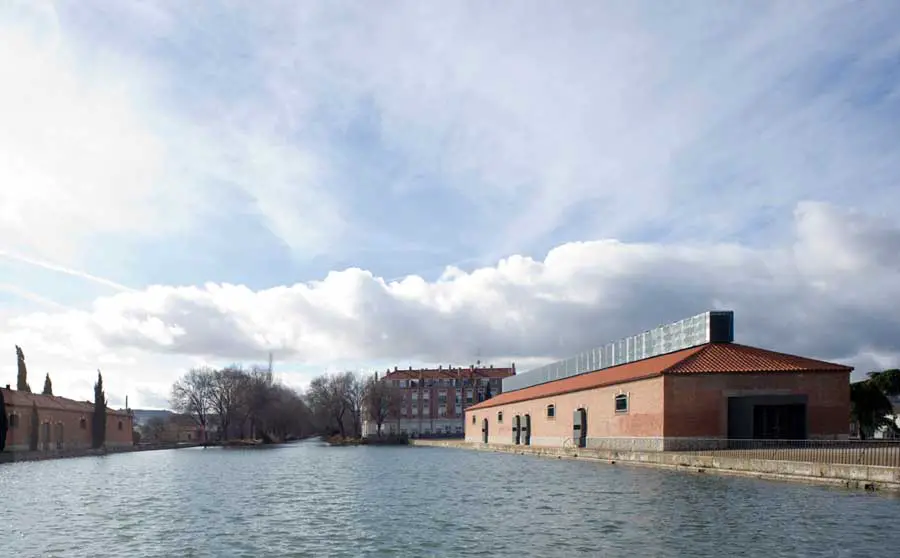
[412,439,900,493]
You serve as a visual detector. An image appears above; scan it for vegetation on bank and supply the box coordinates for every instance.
[851,369,900,439]
[169,361,310,444]
[326,433,409,446]
[165,362,407,445]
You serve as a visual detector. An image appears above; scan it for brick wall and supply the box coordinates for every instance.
[465,376,665,448]
[663,371,851,439]
[4,402,133,451]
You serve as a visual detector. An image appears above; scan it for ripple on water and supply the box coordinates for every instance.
[1,443,900,557]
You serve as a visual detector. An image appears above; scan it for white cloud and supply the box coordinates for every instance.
[246,1,900,260]
[0,2,344,265]
[2,202,898,406]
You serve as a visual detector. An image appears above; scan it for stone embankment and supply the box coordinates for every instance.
[0,442,205,464]
[411,439,900,493]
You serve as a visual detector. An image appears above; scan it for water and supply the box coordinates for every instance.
[1,440,897,557]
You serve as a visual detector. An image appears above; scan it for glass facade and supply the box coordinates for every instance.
[502,311,734,392]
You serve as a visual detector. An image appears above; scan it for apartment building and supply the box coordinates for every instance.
[363,363,515,437]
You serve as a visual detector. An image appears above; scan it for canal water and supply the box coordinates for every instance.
[1,440,897,557]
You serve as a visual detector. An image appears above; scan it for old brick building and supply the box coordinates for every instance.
[363,364,516,437]
[465,312,852,450]
[2,388,134,452]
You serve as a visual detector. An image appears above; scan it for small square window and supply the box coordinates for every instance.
[615,394,628,413]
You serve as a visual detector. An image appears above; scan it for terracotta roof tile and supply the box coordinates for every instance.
[0,388,131,417]
[666,343,854,374]
[467,345,706,411]
[467,343,852,411]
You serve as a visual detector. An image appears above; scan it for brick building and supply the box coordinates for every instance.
[2,388,134,452]
[363,364,516,437]
[465,312,852,450]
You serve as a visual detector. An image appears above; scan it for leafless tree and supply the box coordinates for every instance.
[344,372,365,438]
[170,367,215,442]
[211,365,244,440]
[307,372,355,437]
[364,375,401,437]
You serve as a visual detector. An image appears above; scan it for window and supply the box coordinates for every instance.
[615,394,629,413]
[9,413,18,428]
[472,415,476,424]
[79,417,87,429]
[497,411,503,423]
[546,404,556,418]
[118,421,124,431]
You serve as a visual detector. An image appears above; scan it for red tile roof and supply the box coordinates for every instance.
[665,343,853,374]
[466,343,852,411]
[383,365,514,381]
[0,388,131,417]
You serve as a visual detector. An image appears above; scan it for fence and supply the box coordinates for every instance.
[675,438,900,468]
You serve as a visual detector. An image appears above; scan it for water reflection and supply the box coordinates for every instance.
[0,441,897,557]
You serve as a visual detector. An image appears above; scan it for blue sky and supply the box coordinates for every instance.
[1,1,900,408]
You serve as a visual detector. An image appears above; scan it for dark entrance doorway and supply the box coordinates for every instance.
[513,415,521,445]
[523,414,531,445]
[727,395,808,440]
[753,404,806,440]
[482,418,489,443]
[573,408,587,448]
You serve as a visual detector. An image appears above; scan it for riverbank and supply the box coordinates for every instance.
[0,442,207,464]
[326,434,409,446]
[411,439,900,493]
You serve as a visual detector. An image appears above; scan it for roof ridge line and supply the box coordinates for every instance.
[659,343,711,374]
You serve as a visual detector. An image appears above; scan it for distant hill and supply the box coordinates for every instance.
[131,409,175,426]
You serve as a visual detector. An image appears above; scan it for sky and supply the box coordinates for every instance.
[1,1,899,409]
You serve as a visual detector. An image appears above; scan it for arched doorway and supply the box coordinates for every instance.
[523,414,531,445]
[481,418,489,443]
[573,408,587,448]
[513,415,521,445]
[55,422,64,450]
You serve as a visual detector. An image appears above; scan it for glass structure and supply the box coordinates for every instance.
[502,310,734,393]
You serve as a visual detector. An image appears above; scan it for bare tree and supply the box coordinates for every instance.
[344,372,365,438]
[364,375,400,437]
[240,364,276,439]
[170,367,215,442]
[307,372,356,437]
[211,365,244,440]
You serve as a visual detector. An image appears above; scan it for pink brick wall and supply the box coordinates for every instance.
[465,376,665,446]
[663,371,851,439]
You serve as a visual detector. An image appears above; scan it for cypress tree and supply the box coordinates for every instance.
[42,373,53,396]
[0,389,8,451]
[16,345,31,393]
[29,402,39,451]
[91,371,107,449]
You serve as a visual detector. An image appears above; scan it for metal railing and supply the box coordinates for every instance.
[672,438,900,468]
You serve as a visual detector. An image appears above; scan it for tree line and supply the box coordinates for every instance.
[169,365,403,442]
[170,363,311,442]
